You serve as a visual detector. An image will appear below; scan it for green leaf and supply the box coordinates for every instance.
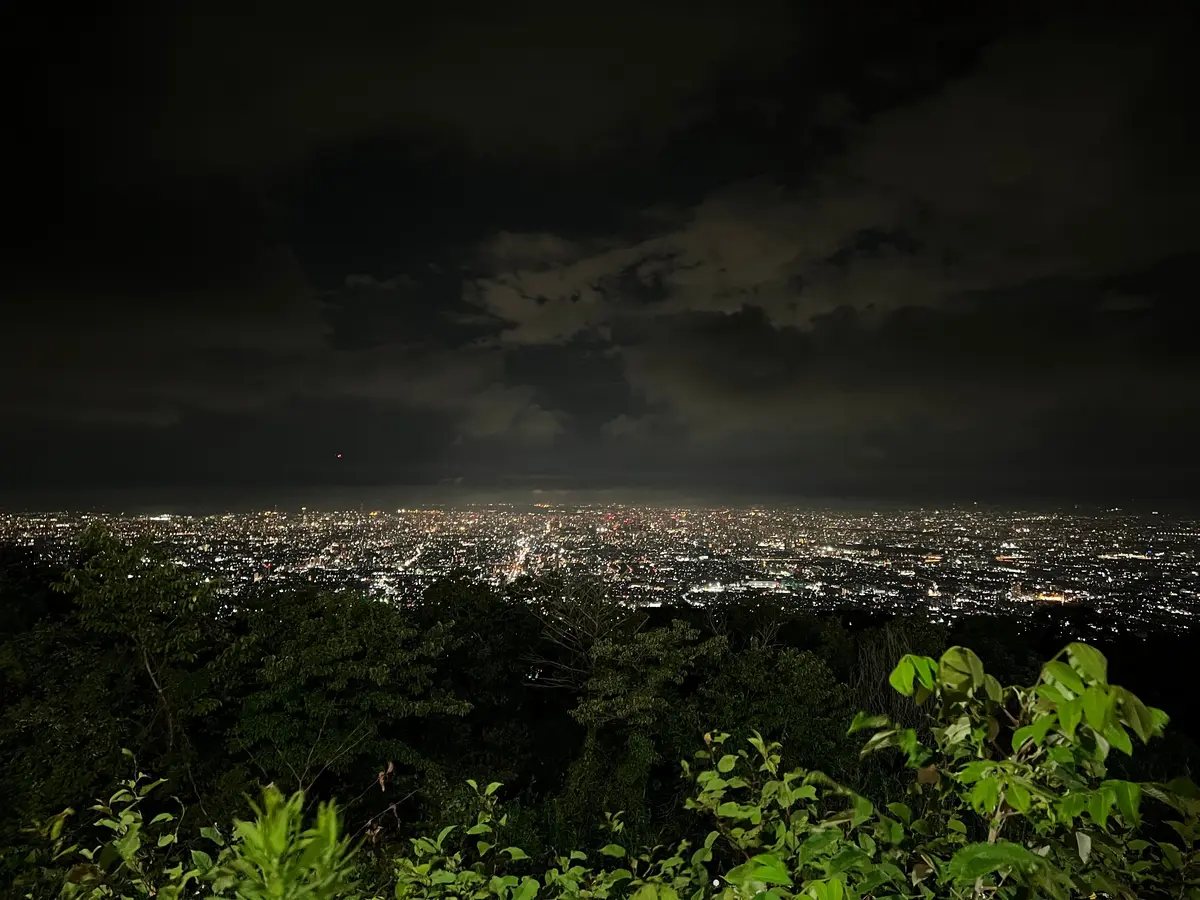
[1082,686,1110,731]
[1117,689,1155,743]
[1007,781,1031,813]
[485,782,503,796]
[939,647,984,693]
[48,812,70,841]
[191,849,214,872]
[1044,661,1085,695]
[1088,789,1112,829]
[969,777,1000,814]
[512,877,539,900]
[1111,780,1142,824]
[1104,722,1133,756]
[148,812,174,826]
[885,802,911,825]
[477,841,493,856]
[847,712,888,734]
[504,847,530,861]
[888,657,916,696]
[911,655,937,689]
[801,828,842,857]
[1067,643,1108,684]
[1036,682,1069,705]
[983,674,1003,703]
[1026,712,1057,747]
[1058,697,1082,738]
[745,853,792,886]
[947,841,1051,882]
[599,844,626,858]
[156,833,175,847]
[1158,841,1183,870]
[717,754,738,773]
[806,880,844,900]
[199,826,223,846]
[858,729,898,757]
[1075,831,1091,864]
[827,845,869,875]
[957,761,989,783]
[137,778,167,798]
[1011,725,1034,752]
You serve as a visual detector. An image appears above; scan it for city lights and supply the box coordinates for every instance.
[1,505,1195,633]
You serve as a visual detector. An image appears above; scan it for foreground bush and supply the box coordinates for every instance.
[8,643,1200,898]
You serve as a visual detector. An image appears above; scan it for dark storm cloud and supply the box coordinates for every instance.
[458,16,1200,494]
[470,17,1200,341]
[5,6,1199,500]
[103,1,801,176]
[3,177,326,425]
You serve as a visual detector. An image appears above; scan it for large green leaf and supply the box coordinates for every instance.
[805,880,844,900]
[1044,661,1085,696]
[1104,723,1133,756]
[1082,686,1110,732]
[1067,643,1108,685]
[1058,697,1083,738]
[1088,788,1113,828]
[725,857,791,888]
[1116,688,1155,743]
[939,647,984,693]
[910,655,937,689]
[947,841,1054,882]
[1109,780,1142,824]
[846,712,888,734]
[512,876,539,900]
[888,657,916,696]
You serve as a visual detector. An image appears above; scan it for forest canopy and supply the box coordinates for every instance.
[1,528,1198,897]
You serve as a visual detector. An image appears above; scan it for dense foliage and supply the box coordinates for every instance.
[2,527,1200,897]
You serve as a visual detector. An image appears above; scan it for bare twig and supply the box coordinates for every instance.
[141,647,176,748]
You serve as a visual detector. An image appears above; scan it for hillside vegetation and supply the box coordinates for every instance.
[1,527,1198,897]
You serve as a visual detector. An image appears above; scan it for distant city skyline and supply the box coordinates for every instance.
[2,486,1198,517]
[4,505,1196,635]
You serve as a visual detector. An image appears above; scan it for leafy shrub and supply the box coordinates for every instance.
[389,642,1200,899]
[11,642,1200,899]
[8,755,356,900]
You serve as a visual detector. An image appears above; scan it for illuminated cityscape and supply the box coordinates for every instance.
[3,505,1196,632]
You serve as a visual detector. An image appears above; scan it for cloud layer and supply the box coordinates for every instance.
[5,9,1199,500]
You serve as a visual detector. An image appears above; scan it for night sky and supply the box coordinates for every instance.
[6,5,1200,507]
